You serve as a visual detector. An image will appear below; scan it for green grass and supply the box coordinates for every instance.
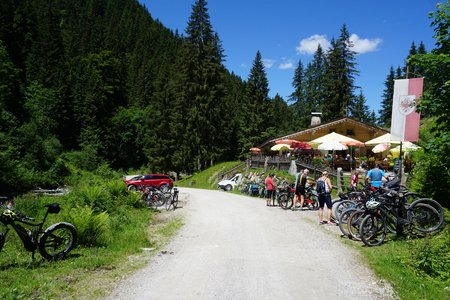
[176,161,242,189]
[0,208,183,299]
[358,235,450,300]
[0,166,185,299]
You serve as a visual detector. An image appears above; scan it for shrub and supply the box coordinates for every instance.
[67,183,114,212]
[408,150,450,208]
[62,205,111,247]
[408,224,450,281]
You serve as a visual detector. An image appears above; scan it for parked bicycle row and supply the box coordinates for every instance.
[137,185,180,211]
[333,180,444,246]
[230,169,444,246]
[236,171,319,210]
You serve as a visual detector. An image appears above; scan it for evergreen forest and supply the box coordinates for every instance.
[0,0,449,206]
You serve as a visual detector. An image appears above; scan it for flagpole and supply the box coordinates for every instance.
[398,141,403,180]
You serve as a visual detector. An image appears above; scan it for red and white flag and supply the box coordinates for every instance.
[390,78,423,142]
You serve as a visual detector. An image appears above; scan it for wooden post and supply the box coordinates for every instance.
[337,167,344,193]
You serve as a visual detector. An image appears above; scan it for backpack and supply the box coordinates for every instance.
[316,179,326,195]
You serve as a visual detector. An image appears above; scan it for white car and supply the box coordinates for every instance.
[218,173,243,191]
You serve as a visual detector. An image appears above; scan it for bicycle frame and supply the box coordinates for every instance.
[1,204,57,257]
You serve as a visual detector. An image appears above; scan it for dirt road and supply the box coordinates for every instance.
[107,188,393,300]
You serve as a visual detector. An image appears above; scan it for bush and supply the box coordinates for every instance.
[408,150,450,208]
[67,183,115,213]
[62,205,111,247]
[408,223,450,281]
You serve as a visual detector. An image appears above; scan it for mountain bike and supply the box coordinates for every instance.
[139,185,167,208]
[165,188,179,211]
[359,194,443,247]
[0,197,77,261]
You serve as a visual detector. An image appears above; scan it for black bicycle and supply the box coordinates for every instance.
[0,197,77,261]
[165,188,180,211]
[359,193,443,247]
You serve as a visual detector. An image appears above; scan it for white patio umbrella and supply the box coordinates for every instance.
[318,140,348,151]
[372,143,391,153]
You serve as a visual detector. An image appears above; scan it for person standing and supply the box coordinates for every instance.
[317,171,335,225]
[365,163,386,190]
[265,173,274,206]
[293,169,309,210]
[349,170,359,191]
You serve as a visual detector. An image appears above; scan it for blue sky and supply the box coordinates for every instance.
[140,0,441,113]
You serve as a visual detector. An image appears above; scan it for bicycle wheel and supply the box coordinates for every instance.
[360,213,387,247]
[410,198,444,224]
[338,208,357,237]
[306,196,319,210]
[165,193,173,211]
[331,198,343,219]
[347,209,366,241]
[142,194,154,207]
[279,194,293,209]
[335,200,357,221]
[152,193,165,207]
[408,202,442,233]
[172,192,179,209]
[38,222,77,261]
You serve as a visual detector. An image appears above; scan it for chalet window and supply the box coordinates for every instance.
[346,129,355,136]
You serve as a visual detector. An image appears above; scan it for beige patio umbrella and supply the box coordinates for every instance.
[390,142,421,153]
[365,133,401,145]
[270,143,290,151]
[309,132,362,145]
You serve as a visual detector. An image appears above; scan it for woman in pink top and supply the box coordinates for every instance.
[265,173,274,206]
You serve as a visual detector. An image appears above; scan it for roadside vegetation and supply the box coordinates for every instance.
[0,165,182,299]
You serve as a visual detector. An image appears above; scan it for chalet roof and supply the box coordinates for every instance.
[259,117,388,148]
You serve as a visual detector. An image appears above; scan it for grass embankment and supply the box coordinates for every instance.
[0,168,182,299]
[179,163,450,300]
[176,160,243,189]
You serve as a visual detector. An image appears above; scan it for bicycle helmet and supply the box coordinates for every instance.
[366,200,381,210]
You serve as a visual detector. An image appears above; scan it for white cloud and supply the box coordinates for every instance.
[262,59,275,68]
[296,34,331,55]
[296,33,382,55]
[279,60,294,70]
[349,34,382,54]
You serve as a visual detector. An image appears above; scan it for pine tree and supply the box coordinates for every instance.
[367,110,377,126]
[307,44,326,112]
[351,90,369,122]
[414,41,427,77]
[245,50,270,147]
[404,41,417,77]
[177,0,227,170]
[322,24,358,121]
[290,59,308,128]
[378,66,395,127]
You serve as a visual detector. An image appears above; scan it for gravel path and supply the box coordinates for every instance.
[106,188,394,300]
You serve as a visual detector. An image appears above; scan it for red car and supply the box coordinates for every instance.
[124,174,173,192]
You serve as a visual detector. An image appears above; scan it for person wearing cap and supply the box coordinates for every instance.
[318,171,335,225]
[293,169,309,210]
